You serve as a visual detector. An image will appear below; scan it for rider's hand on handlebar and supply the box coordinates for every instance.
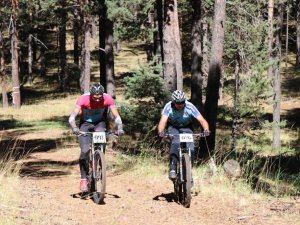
[204,129,210,136]
[158,131,165,138]
[116,129,125,136]
[72,127,80,135]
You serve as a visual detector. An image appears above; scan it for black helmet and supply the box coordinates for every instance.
[172,90,186,103]
[90,83,104,95]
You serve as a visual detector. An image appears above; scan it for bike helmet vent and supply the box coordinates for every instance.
[172,90,186,103]
[90,83,104,95]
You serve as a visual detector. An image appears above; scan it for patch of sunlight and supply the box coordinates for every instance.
[192,165,259,200]
[0,162,21,225]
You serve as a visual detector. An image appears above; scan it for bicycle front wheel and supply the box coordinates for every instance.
[92,149,106,204]
[182,153,192,208]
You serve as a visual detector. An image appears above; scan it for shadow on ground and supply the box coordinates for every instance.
[153,192,178,203]
[19,159,78,178]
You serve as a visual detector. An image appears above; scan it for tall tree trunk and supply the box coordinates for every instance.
[201,4,209,98]
[105,19,115,98]
[191,0,203,111]
[145,12,153,62]
[268,0,274,79]
[79,0,91,93]
[0,21,8,108]
[28,34,33,84]
[40,31,46,77]
[59,0,68,92]
[272,2,283,150]
[204,0,226,151]
[285,3,289,71]
[73,8,80,66]
[173,0,183,91]
[11,0,21,108]
[99,0,107,87]
[231,55,240,152]
[153,0,163,65]
[163,0,183,92]
[296,0,300,67]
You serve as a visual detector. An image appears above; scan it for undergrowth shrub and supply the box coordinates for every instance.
[120,59,169,136]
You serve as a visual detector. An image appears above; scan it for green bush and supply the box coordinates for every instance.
[120,60,169,136]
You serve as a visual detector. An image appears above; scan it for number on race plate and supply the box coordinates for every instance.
[179,133,194,143]
[93,132,106,143]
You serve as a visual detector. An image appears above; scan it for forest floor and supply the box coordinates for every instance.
[2,128,299,225]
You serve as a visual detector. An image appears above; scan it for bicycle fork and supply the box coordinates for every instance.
[91,143,105,180]
[178,148,193,184]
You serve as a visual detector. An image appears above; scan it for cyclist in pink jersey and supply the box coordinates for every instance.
[69,83,124,192]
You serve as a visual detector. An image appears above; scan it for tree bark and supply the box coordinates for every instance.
[58,0,68,92]
[80,0,91,93]
[73,7,80,66]
[191,0,203,111]
[145,12,153,62]
[268,0,274,79]
[231,56,240,152]
[201,4,209,94]
[105,19,116,98]
[0,19,8,108]
[99,0,107,87]
[28,34,33,85]
[173,0,183,91]
[204,0,226,151]
[163,0,183,92]
[272,1,283,150]
[296,0,300,67]
[153,0,164,65]
[11,0,21,108]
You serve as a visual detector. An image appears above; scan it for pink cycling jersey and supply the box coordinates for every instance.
[76,93,116,122]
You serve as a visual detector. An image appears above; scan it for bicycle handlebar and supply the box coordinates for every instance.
[78,131,118,137]
[164,133,209,138]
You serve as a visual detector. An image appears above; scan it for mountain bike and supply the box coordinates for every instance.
[78,131,109,204]
[165,133,207,208]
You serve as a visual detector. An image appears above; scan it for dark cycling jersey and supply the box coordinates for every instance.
[161,101,200,127]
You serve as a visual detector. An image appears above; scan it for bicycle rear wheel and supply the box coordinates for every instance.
[92,149,106,204]
[182,153,192,208]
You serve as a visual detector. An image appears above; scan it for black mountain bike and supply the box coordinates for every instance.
[165,133,206,208]
[79,131,108,204]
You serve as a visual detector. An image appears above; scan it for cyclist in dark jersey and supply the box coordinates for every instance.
[69,83,124,192]
[158,90,209,179]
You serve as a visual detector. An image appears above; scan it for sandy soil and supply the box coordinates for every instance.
[11,144,300,225]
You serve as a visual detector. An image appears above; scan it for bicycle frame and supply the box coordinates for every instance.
[78,131,108,203]
[164,133,206,207]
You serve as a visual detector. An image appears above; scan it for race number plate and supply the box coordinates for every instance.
[93,132,106,143]
[179,133,194,143]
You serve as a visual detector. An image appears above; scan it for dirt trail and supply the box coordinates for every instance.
[13,143,300,225]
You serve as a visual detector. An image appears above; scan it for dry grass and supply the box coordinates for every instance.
[0,158,22,224]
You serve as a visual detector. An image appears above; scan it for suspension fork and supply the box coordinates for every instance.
[179,147,183,183]
[91,140,97,179]
[188,148,193,181]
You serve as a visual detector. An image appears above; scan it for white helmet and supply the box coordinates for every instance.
[172,90,186,103]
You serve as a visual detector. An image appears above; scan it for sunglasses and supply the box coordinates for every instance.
[174,102,185,105]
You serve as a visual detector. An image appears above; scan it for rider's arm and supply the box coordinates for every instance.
[195,114,209,131]
[69,107,81,129]
[158,115,168,133]
[110,107,123,130]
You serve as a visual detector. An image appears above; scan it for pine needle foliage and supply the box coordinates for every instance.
[120,59,169,135]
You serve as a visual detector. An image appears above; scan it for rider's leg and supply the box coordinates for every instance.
[167,126,180,173]
[94,121,106,132]
[79,121,94,179]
